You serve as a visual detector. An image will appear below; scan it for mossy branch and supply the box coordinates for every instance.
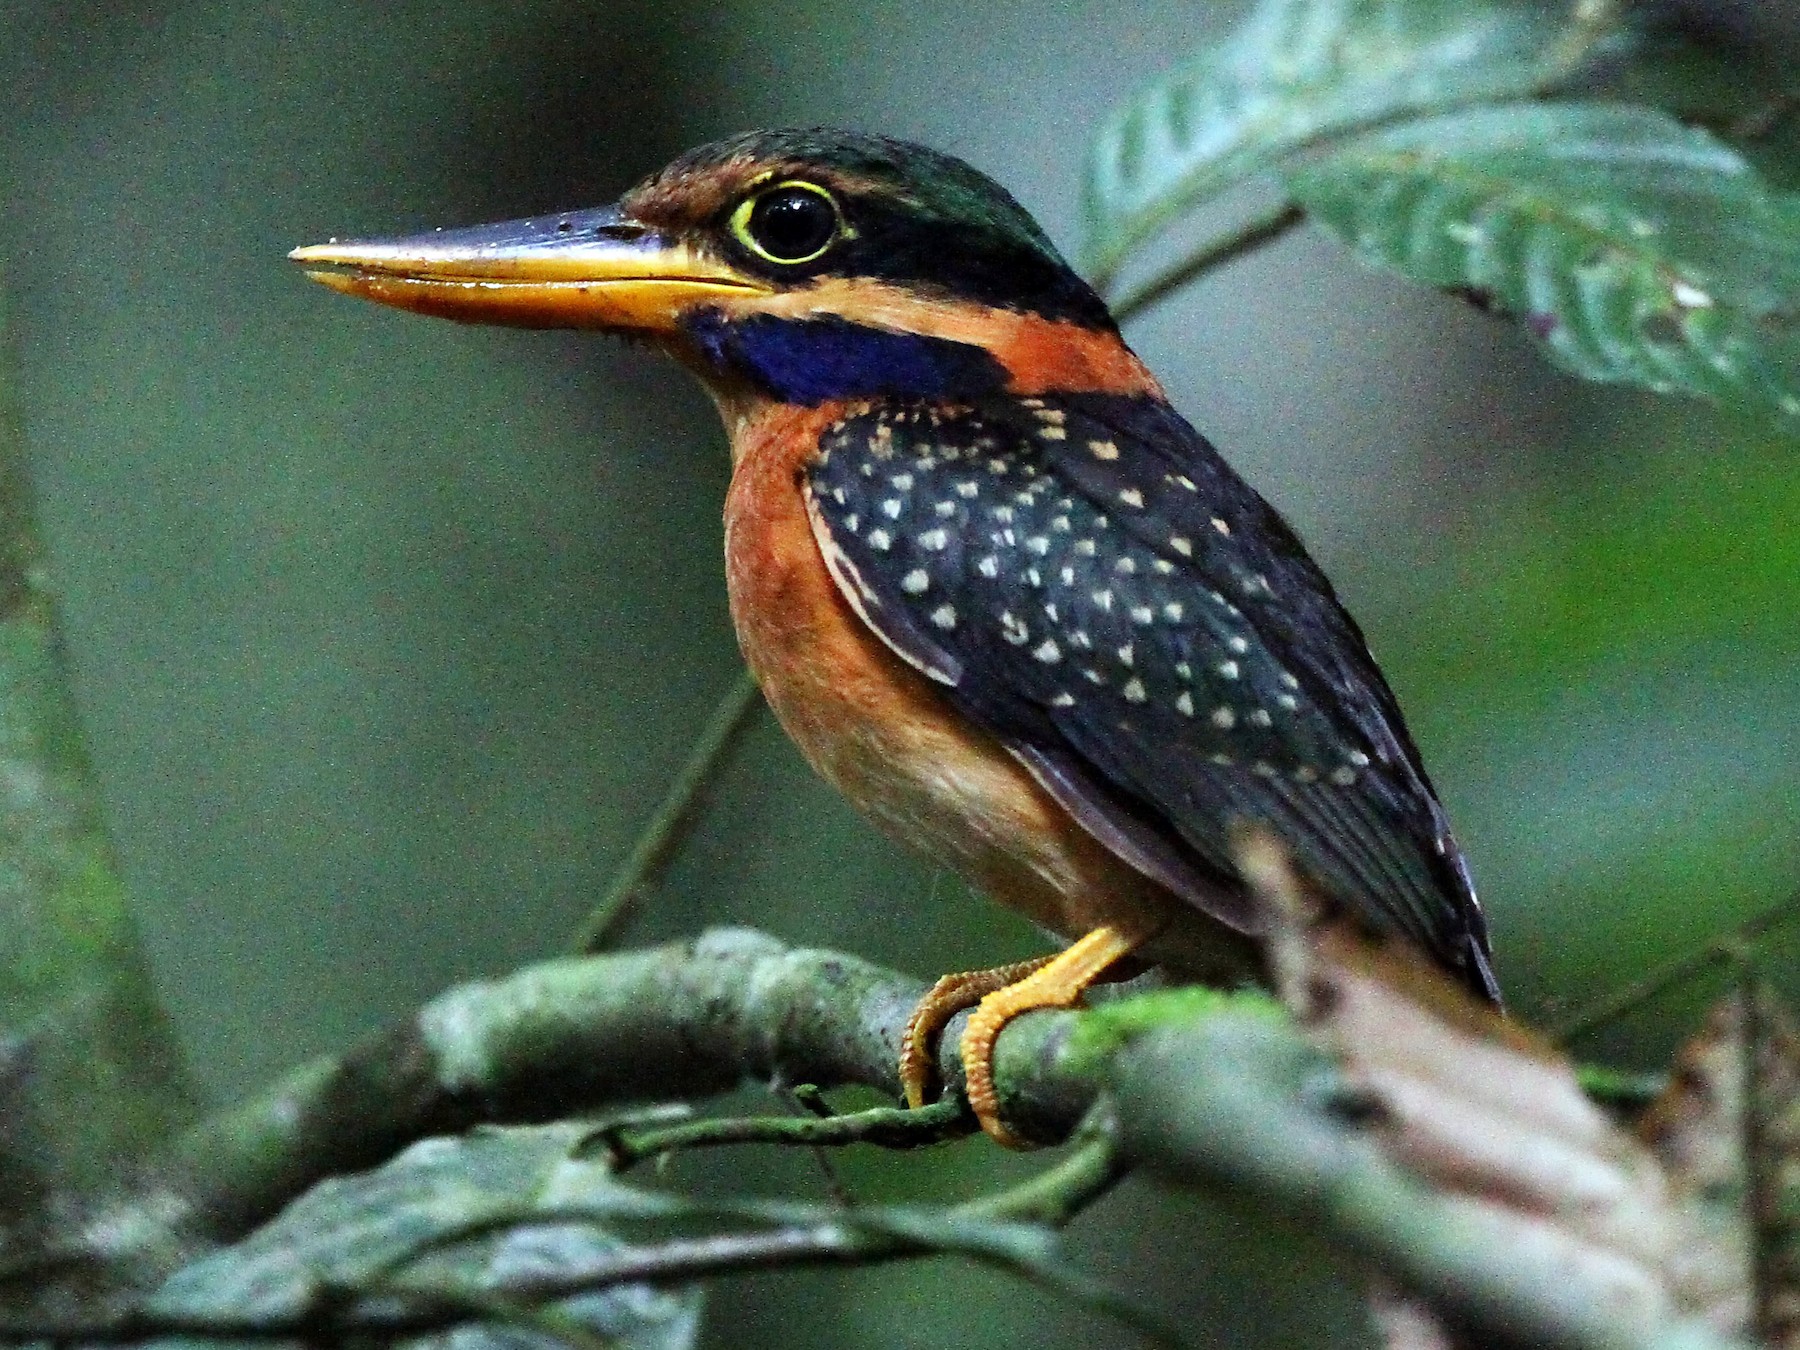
[0,926,1726,1350]
[152,928,1098,1247]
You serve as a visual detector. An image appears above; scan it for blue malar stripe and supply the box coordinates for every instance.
[681,311,1009,405]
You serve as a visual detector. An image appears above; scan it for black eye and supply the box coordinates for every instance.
[732,183,841,264]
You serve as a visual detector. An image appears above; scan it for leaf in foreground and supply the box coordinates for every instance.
[1081,0,1627,283]
[146,1124,701,1350]
[1286,101,1800,414]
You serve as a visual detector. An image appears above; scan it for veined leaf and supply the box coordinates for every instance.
[1081,0,1627,284]
[1286,102,1800,413]
[149,1124,703,1350]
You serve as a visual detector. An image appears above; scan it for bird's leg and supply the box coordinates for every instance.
[900,955,1057,1111]
[961,925,1142,1149]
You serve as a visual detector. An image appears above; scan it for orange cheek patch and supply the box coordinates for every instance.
[991,316,1162,398]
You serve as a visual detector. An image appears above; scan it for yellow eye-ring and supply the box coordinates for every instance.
[728,180,845,265]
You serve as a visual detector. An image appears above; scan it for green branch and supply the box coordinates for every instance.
[1551,887,1800,1042]
[0,286,196,1283]
[572,670,762,953]
[152,928,1099,1247]
[0,926,1735,1350]
[600,1096,971,1170]
[1108,202,1308,322]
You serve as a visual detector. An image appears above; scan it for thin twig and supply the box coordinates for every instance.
[956,1109,1128,1226]
[1549,887,1800,1042]
[788,1084,837,1118]
[1107,203,1307,323]
[571,670,762,953]
[595,1097,970,1171]
[778,1086,859,1207]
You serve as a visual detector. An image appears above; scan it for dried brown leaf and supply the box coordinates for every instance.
[1233,829,1761,1346]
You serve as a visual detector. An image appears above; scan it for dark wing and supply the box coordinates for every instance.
[805,394,1498,1002]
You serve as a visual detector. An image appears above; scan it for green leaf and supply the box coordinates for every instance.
[1285,102,1800,412]
[148,1124,702,1350]
[1081,0,1627,284]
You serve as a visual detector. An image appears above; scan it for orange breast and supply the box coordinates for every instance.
[719,401,1196,948]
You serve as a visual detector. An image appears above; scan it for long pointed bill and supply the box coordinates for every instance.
[289,205,769,330]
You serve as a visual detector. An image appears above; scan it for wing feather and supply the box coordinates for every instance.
[803,394,1496,998]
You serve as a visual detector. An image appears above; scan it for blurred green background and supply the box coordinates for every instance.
[3,2,1797,1345]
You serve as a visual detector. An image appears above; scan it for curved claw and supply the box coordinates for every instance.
[903,926,1142,1147]
[899,959,1053,1109]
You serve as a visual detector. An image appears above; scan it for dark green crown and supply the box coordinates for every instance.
[643,128,1113,328]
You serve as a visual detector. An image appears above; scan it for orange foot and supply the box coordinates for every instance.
[899,926,1141,1148]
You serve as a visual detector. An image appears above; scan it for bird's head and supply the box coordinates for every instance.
[292,129,1157,418]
